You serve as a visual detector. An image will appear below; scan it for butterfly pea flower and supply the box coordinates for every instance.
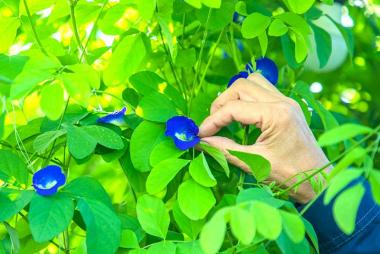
[165,116,200,150]
[33,165,66,196]
[233,12,246,24]
[227,57,279,88]
[245,57,279,85]
[97,107,126,125]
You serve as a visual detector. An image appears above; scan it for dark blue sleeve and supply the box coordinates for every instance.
[302,179,380,254]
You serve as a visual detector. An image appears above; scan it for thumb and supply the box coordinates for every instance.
[201,136,264,173]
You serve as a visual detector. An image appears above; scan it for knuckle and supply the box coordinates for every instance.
[233,78,248,90]
[276,101,296,124]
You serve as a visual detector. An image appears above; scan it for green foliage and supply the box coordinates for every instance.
[0,150,29,185]
[29,193,74,242]
[332,183,365,235]
[136,195,170,239]
[178,179,216,220]
[0,0,378,253]
[229,150,271,182]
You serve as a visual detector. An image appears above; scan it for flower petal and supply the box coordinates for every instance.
[97,107,127,125]
[174,136,200,151]
[33,165,66,196]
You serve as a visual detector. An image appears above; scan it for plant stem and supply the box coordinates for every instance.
[158,25,186,98]
[195,28,225,95]
[80,0,108,62]
[63,230,70,254]
[45,97,70,166]
[22,0,47,55]
[68,0,87,62]
[228,25,240,71]
[191,8,212,97]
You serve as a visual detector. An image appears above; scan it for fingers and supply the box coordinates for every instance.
[199,100,270,138]
[211,77,282,114]
[201,136,264,173]
[247,73,281,94]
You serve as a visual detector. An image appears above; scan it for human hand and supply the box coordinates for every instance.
[199,73,330,203]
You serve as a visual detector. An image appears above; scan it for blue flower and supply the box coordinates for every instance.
[97,107,126,125]
[33,165,66,196]
[165,116,200,150]
[246,57,279,85]
[227,71,249,88]
[233,12,246,24]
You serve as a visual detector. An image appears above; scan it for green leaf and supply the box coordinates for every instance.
[268,19,288,36]
[82,125,124,149]
[66,126,97,159]
[103,33,147,87]
[150,140,185,166]
[130,121,165,172]
[3,222,20,254]
[136,195,170,239]
[137,0,156,20]
[175,48,196,68]
[147,241,176,254]
[178,179,216,220]
[280,211,305,243]
[303,218,319,254]
[172,201,205,239]
[146,158,190,194]
[258,32,268,57]
[0,150,28,185]
[286,0,315,14]
[276,12,310,36]
[0,54,28,95]
[318,124,372,147]
[241,13,271,39]
[328,148,367,180]
[129,71,186,113]
[0,17,20,53]
[136,92,178,122]
[77,199,121,254]
[199,211,226,254]
[0,190,34,222]
[189,153,217,187]
[120,229,139,249]
[157,15,175,59]
[33,129,67,154]
[202,0,221,8]
[40,82,65,120]
[276,232,310,254]
[292,81,339,159]
[333,183,365,235]
[200,143,229,177]
[185,0,201,8]
[63,176,113,209]
[294,31,308,63]
[310,22,332,68]
[177,241,204,254]
[66,125,124,159]
[197,0,235,32]
[237,188,285,208]
[281,34,300,69]
[10,51,61,99]
[369,170,380,206]
[251,202,282,240]
[229,150,271,182]
[326,15,354,58]
[230,207,256,245]
[324,169,363,205]
[29,193,74,242]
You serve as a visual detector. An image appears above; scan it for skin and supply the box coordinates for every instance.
[198,73,330,204]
